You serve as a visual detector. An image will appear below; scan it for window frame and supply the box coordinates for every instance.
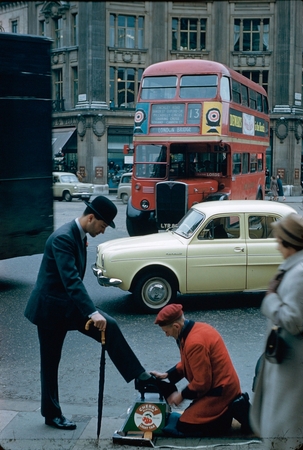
[11,19,18,33]
[109,13,145,49]
[234,18,270,52]
[72,13,78,46]
[171,17,207,51]
[53,17,63,48]
[53,68,63,100]
[110,66,144,109]
[72,66,78,107]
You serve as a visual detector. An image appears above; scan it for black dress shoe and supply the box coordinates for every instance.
[45,415,76,430]
[135,375,177,400]
[230,392,252,433]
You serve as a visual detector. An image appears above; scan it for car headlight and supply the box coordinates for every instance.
[101,253,105,268]
[141,199,149,210]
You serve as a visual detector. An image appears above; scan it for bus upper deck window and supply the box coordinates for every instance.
[263,96,269,114]
[232,80,241,104]
[241,84,248,107]
[249,89,257,110]
[180,75,217,99]
[220,77,230,101]
[256,92,263,112]
[141,76,177,100]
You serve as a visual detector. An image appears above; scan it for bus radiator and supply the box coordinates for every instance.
[156,181,187,229]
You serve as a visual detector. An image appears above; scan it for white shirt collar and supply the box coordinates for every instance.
[75,218,86,240]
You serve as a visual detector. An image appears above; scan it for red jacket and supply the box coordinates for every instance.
[168,321,241,425]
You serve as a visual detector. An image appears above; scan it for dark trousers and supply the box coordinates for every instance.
[177,408,233,436]
[38,311,145,418]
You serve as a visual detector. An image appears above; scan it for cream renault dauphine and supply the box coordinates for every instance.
[92,200,296,312]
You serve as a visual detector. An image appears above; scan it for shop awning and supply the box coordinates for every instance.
[52,128,76,156]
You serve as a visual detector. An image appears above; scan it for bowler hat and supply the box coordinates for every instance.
[154,304,183,326]
[84,196,117,228]
[272,212,303,248]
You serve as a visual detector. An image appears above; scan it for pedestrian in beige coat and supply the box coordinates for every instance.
[250,213,303,450]
[269,175,278,201]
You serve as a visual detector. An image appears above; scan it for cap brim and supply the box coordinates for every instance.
[84,201,115,228]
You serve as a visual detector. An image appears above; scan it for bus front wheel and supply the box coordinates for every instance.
[132,270,177,313]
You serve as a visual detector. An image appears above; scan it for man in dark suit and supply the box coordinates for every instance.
[24,196,152,430]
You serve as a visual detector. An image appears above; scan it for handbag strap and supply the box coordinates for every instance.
[267,269,286,294]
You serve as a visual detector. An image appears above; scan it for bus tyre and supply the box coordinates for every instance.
[133,270,177,313]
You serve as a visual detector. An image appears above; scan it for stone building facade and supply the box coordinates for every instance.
[1,1,303,193]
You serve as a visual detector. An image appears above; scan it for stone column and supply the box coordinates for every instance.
[149,2,167,64]
[76,2,109,188]
[271,0,303,195]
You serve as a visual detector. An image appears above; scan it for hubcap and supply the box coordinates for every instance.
[142,278,171,307]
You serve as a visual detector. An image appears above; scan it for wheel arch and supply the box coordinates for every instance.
[130,264,179,293]
[62,189,72,200]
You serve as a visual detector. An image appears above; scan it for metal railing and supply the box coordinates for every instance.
[52,98,65,112]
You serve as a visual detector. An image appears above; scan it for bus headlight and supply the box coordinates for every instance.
[141,199,150,210]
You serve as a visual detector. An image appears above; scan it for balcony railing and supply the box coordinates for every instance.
[52,98,65,112]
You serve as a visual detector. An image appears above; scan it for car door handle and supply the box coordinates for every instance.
[234,247,245,252]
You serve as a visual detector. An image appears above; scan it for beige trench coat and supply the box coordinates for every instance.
[250,250,303,450]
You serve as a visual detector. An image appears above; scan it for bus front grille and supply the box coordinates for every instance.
[156,181,188,229]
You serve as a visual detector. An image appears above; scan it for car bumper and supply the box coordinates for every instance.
[74,192,92,199]
[91,264,122,287]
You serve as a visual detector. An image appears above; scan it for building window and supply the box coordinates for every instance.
[11,20,18,33]
[54,18,63,48]
[72,13,78,46]
[172,18,206,51]
[109,14,144,49]
[54,68,63,99]
[241,70,269,93]
[110,66,144,108]
[72,67,78,107]
[234,19,269,52]
[53,68,64,111]
[39,20,45,36]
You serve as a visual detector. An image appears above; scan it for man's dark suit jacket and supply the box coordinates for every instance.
[25,220,96,330]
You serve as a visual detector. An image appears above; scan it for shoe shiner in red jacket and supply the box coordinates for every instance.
[151,304,251,437]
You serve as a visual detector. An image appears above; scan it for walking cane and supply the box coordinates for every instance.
[85,319,106,440]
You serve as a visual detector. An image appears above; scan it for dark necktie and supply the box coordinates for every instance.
[83,236,87,249]
[83,236,87,271]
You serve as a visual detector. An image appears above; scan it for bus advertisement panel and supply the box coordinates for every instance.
[126,59,269,236]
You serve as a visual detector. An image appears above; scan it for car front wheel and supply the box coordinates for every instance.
[133,270,177,313]
[63,191,72,202]
[121,193,129,204]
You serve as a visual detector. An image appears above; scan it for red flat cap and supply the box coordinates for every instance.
[154,304,183,326]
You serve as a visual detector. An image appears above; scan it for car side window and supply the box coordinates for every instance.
[53,176,59,183]
[198,215,240,240]
[248,215,278,239]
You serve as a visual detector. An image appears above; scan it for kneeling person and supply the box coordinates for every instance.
[152,304,245,436]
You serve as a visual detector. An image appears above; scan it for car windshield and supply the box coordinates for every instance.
[174,209,205,238]
[60,175,79,183]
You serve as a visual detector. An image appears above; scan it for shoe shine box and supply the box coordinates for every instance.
[120,393,169,435]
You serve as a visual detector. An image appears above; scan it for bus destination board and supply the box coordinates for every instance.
[151,103,185,124]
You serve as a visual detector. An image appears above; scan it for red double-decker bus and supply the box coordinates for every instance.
[126,59,269,236]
